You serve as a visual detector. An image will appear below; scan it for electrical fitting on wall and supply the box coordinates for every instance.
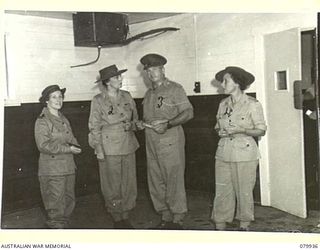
[194,81,201,93]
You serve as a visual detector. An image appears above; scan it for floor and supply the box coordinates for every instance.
[1,189,320,233]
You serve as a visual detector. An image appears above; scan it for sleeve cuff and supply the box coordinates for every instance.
[255,124,267,131]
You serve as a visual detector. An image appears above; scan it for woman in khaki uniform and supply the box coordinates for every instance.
[88,65,139,229]
[211,66,267,231]
[34,85,81,229]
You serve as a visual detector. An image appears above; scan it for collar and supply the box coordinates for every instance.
[41,107,63,122]
[102,89,124,99]
[151,78,169,91]
[225,93,248,107]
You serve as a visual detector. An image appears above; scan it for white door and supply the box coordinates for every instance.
[264,28,306,218]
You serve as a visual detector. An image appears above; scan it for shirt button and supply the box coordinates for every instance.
[230,138,233,141]
[66,131,69,134]
[51,155,55,158]
[229,120,232,122]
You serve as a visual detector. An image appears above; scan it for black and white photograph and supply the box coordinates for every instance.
[1,1,320,249]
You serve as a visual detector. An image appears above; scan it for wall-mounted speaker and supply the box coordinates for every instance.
[72,12,129,47]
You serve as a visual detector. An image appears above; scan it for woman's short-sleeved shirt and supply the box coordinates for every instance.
[215,94,267,162]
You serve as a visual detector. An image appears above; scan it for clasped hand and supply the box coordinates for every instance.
[151,120,168,134]
[135,120,168,134]
[122,121,133,131]
[135,120,146,130]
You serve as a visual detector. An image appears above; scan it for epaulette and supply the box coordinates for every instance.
[94,92,103,99]
[221,96,230,104]
[247,95,258,102]
[167,80,181,88]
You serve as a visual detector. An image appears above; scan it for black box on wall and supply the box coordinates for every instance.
[72,12,129,47]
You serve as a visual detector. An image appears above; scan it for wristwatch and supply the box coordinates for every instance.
[167,120,173,129]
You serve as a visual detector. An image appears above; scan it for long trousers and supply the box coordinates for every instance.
[146,132,187,223]
[211,160,258,224]
[39,174,75,229]
[98,153,137,221]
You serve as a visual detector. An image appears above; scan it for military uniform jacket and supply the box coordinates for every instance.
[34,107,79,176]
[88,89,139,155]
[215,94,267,162]
[143,78,193,141]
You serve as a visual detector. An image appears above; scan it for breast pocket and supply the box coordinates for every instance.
[157,95,174,110]
[51,131,68,144]
[51,131,63,139]
[234,113,252,128]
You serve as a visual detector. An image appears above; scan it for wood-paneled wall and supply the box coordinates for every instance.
[1,95,220,213]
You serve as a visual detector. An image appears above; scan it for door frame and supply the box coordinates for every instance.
[254,27,316,210]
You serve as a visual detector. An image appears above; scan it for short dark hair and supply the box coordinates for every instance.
[102,79,110,87]
[229,73,250,91]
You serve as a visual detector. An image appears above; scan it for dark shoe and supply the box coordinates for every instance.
[215,222,227,231]
[152,221,172,230]
[167,222,184,230]
[152,221,184,230]
[46,221,66,229]
[122,219,135,229]
[239,221,250,231]
[113,220,125,229]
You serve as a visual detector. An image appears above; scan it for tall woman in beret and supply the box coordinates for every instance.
[211,67,267,231]
[88,65,139,229]
[34,85,81,229]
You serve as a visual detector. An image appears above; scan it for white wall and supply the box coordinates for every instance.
[123,13,196,97]
[4,13,125,104]
[4,12,316,103]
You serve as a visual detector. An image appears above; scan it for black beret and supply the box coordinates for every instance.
[140,53,167,70]
[215,66,255,86]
